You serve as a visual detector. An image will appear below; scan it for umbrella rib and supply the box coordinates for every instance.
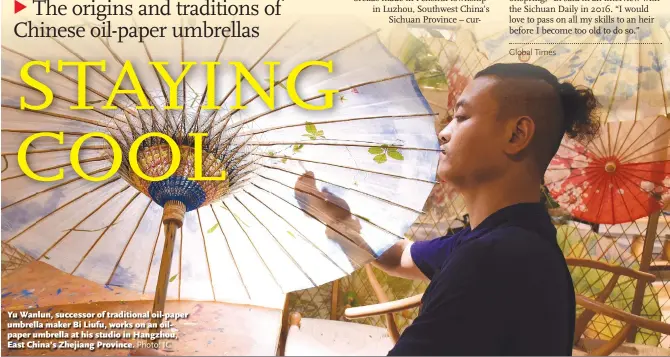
[209,204,252,300]
[652,30,669,116]
[71,191,141,275]
[3,178,121,244]
[620,125,670,164]
[612,121,639,160]
[568,38,604,84]
[248,141,441,152]
[195,210,217,301]
[603,40,630,158]
[491,34,545,64]
[1,166,113,210]
[618,162,670,177]
[188,34,231,133]
[205,25,379,136]
[221,200,285,294]
[1,77,129,126]
[233,194,318,287]
[249,181,374,262]
[544,165,603,188]
[2,105,107,128]
[35,185,131,261]
[612,172,650,224]
[1,46,143,123]
[242,187,350,275]
[255,172,406,240]
[1,129,88,136]
[106,200,153,286]
[617,115,665,161]
[94,38,168,137]
[236,113,437,137]
[219,72,416,135]
[143,219,164,295]
[202,21,300,133]
[623,145,670,165]
[50,36,164,136]
[549,35,592,76]
[1,156,108,181]
[258,163,424,214]
[2,146,105,156]
[253,153,436,184]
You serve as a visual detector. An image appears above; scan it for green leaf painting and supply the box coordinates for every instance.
[303,122,326,140]
[207,223,219,234]
[169,274,179,283]
[398,35,448,89]
[369,145,404,164]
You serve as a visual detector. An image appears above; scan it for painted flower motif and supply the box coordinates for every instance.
[663,176,670,188]
[641,181,655,192]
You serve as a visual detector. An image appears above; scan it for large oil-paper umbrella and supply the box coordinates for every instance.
[1,16,439,324]
[387,19,670,224]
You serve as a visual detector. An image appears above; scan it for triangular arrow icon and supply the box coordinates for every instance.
[15,0,26,14]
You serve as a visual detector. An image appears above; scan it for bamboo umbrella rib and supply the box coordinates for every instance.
[620,125,670,163]
[195,209,217,301]
[181,24,186,134]
[71,191,141,274]
[236,113,438,138]
[618,164,670,188]
[36,184,131,261]
[652,30,669,116]
[188,34,230,133]
[603,41,630,158]
[138,33,179,130]
[551,36,596,78]
[0,45,143,123]
[2,104,108,128]
[623,145,670,165]
[612,120,640,160]
[214,27,382,129]
[254,172,407,241]
[4,178,121,244]
[221,200,285,294]
[619,164,670,177]
[1,77,130,126]
[143,219,164,295]
[241,188,350,275]
[219,72,416,135]
[202,21,299,132]
[251,153,437,184]
[1,166,113,210]
[248,141,441,152]
[249,181,374,264]
[612,173,650,225]
[258,163,424,214]
[614,115,664,161]
[1,157,108,181]
[233,194,318,287]
[2,146,105,156]
[106,200,153,286]
[209,204,252,300]
[1,129,88,136]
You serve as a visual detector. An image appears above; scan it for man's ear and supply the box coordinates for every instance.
[505,116,535,155]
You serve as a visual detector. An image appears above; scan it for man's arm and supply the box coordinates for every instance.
[372,240,429,281]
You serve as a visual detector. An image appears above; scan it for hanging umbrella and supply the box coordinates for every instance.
[546,115,670,224]
[1,16,439,327]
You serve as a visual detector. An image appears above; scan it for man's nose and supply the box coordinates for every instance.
[438,125,451,144]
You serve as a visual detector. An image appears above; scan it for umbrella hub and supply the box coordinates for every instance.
[125,144,231,212]
[605,161,617,173]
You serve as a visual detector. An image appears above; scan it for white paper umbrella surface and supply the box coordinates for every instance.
[1,17,439,308]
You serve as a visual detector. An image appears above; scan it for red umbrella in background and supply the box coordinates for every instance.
[546,115,670,225]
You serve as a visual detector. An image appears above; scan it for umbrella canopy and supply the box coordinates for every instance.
[1,17,439,309]
[547,115,670,224]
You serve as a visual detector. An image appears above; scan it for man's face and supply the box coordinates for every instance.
[437,76,509,188]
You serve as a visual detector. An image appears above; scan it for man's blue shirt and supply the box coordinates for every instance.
[388,202,576,355]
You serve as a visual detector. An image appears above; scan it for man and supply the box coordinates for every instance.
[296,63,601,355]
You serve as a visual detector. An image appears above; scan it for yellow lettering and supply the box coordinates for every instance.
[102,61,154,110]
[150,61,196,109]
[129,133,179,181]
[58,60,106,110]
[201,61,221,110]
[18,132,64,181]
[230,61,278,110]
[70,133,120,182]
[287,61,338,110]
[19,61,54,110]
[187,133,227,181]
